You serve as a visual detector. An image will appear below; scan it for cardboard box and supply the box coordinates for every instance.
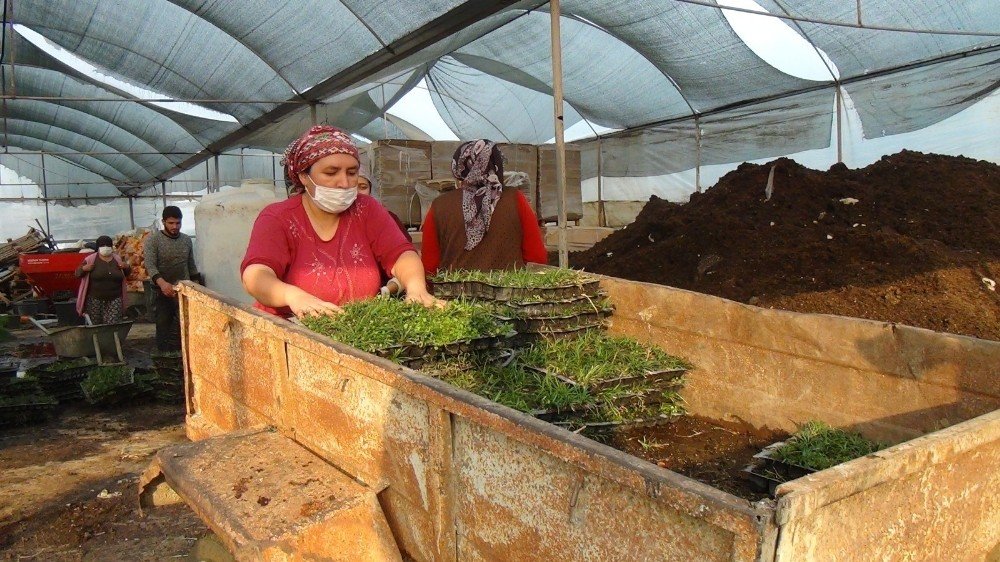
[537,145,583,222]
[367,140,431,226]
[430,141,462,181]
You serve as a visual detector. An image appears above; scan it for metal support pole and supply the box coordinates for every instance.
[161,181,167,209]
[550,0,568,268]
[213,154,221,191]
[835,85,844,164]
[694,116,702,193]
[596,137,606,228]
[39,152,51,235]
[239,148,246,183]
[310,102,318,126]
[128,197,136,230]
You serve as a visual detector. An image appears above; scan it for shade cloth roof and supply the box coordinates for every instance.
[1,0,996,194]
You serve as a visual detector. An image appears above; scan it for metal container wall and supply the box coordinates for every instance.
[178,278,999,562]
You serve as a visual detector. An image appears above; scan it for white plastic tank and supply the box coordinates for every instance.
[194,179,284,304]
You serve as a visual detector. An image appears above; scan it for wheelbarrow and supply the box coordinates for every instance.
[28,318,132,365]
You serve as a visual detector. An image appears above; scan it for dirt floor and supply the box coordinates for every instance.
[596,415,788,502]
[571,151,1000,341]
[0,324,210,562]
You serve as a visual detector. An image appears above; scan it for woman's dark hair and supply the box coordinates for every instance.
[162,206,183,220]
[96,235,113,248]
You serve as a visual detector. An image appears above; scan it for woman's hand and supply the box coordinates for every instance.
[81,262,96,273]
[404,288,445,309]
[286,288,343,317]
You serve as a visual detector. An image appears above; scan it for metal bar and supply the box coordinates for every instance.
[129,197,136,229]
[161,181,167,209]
[213,155,221,191]
[835,86,844,164]
[40,151,51,234]
[0,95,315,103]
[694,116,702,193]
[550,0,568,268]
[310,102,318,126]
[676,0,1000,36]
[596,136,605,228]
[0,195,204,202]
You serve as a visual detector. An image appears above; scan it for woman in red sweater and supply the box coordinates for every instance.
[421,140,547,275]
[241,126,439,318]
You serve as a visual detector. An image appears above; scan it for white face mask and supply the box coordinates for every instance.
[98,247,113,257]
[307,176,357,214]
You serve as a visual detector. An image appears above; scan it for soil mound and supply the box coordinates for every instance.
[572,150,1000,340]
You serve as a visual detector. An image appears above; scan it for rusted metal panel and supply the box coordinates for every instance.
[141,428,401,561]
[600,276,1000,443]
[451,418,746,561]
[184,299,285,429]
[284,345,432,506]
[774,411,1000,561]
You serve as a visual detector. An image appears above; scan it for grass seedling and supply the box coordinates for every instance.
[431,268,596,288]
[771,420,885,471]
[637,435,665,450]
[518,330,692,387]
[421,353,593,414]
[301,298,512,354]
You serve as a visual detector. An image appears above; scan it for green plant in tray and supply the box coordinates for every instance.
[770,420,885,471]
[431,268,595,288]
[301,297,512,354]
[421,353,592,414]
[519,330,691,387]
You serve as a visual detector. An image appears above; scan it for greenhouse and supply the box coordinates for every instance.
[1,0,997,240]
[1,1,997,561]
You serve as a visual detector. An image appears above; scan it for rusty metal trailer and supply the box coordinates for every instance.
[141,278,1000,561]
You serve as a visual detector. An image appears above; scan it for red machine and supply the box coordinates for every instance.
[18,252,88,297]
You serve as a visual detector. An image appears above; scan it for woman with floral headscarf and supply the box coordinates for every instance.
[420,140,547,275]
[240,125,440,318]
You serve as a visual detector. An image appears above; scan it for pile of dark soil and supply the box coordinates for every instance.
[572,151,1000,341]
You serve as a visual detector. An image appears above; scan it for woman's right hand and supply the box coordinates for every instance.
[81,262,96,273]
[286,288,343,317]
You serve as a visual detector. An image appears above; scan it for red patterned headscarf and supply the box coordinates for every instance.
[282,125,360,193]
[452,140,505,250]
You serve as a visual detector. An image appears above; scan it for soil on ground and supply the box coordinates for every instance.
[571,151,1000,341]
[0,402,209,561]
[596,415,788,502]
[0,324,210,561]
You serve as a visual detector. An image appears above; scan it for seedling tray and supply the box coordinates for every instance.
[502,293,609,316]
[497,308,613,334]
[431,279,602,302]
[383,332,518,363]
[751,441,818,482]
[528,366,686,393]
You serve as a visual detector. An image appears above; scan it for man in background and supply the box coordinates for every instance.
[143,206,199,352]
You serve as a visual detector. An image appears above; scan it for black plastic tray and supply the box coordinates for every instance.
[432,279,602,302]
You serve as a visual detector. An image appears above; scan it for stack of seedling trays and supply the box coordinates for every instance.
[150,351,184,401]
[418,331,691,431]
[0,376,58,427]
[516,331,689,429]
[81,365,155,407]
[742,421,885,496]
[301,298,515,368]
[25,357,95,403]
[300,268,694,432]
[430,269,611,340]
